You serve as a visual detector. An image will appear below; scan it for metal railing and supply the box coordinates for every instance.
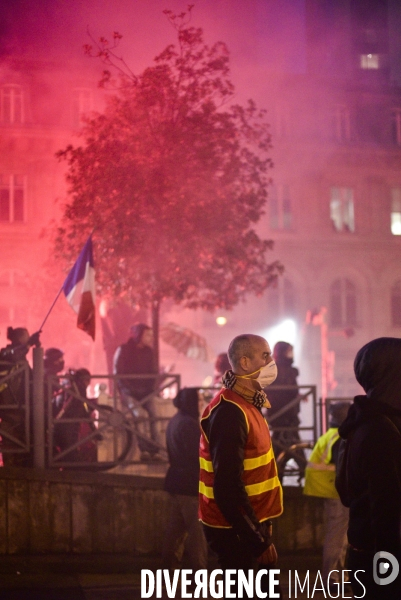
[0,349,324,476]
[46,372,180,469]
[266,384,318,442]
[0,347,181,470]
[0,360,31,464]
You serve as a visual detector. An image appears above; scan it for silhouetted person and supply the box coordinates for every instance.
[162,388,208,571]
[267,341,302,456]
[44,347,65,413]
[0,326,39,467]
[113,323,161,461]
[54,368,98,463]
[337,338,401,600]
[213,352,231,386]
[44,347,65,379]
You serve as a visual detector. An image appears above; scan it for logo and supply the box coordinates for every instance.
[373,552,399,586]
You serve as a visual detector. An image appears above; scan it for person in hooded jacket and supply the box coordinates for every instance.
[337,337,401,600]
[162,387,208,571]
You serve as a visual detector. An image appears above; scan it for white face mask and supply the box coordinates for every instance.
[257,360,278,388]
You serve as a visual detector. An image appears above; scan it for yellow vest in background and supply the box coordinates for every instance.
[303,428,340,499]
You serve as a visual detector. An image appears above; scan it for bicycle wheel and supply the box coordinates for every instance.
[95,403,134,466]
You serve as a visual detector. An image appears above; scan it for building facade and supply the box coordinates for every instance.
[1,1,401,402]
[0,57,104,369]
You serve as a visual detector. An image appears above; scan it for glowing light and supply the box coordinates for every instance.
[360,53,379,69]
[99,299,108,318]
[391,213,401,235]
[216,316,227,326]
[262,318,297,348]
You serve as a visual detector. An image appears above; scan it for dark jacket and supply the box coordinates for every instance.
[267,358,300,426]
[338,337,401,557]
[114,337,156,399]
[164,388,200,496]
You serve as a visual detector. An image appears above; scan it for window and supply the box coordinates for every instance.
[330,187,355,232]
[0,269,29,324]
[0,305,28,325]
[269,185,293,230]
[0,175,25,222]
[330,278,357,328]
[267,278,296,319]
[360,54,379,69]
[332,105,351,142]
[391,281,401,327]
[391,109,401,146]
[0,84,23,124]
[391,188,401,235]
[0,270,27,288]
[72,88,93,127]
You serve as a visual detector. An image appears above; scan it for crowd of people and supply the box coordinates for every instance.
[0,327,102,466]
[0,322,164,467]
[1,322,401,597]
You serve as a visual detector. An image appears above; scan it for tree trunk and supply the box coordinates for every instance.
[151,299,160,372]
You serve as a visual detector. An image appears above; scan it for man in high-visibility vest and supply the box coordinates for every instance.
[304,401,351,593]
[199,334,283,591]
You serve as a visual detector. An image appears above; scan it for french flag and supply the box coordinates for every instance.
[62,237,96,340]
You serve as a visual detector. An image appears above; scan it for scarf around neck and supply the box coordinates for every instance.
[222,370,271,409]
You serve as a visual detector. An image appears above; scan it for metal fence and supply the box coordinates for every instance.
[0,348,182,470]
[46,371,180,469]
[0,359,31,464]
[0,348,329,474]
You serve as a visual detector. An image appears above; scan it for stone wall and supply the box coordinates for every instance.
[0,468,324,555]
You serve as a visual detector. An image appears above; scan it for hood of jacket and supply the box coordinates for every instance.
[339,337,401,439]
[354,337,401,410]
[173,388,199,419]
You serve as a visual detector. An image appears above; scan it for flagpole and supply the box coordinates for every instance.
[38,283,65,332]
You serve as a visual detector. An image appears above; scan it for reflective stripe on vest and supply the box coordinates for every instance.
[199,473,281,499]
[199,389,283,527]
[200,445,275,474]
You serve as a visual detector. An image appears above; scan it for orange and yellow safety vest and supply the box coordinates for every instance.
[199,388,283,527]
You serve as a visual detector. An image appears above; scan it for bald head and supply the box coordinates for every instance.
[228,334,271,374]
